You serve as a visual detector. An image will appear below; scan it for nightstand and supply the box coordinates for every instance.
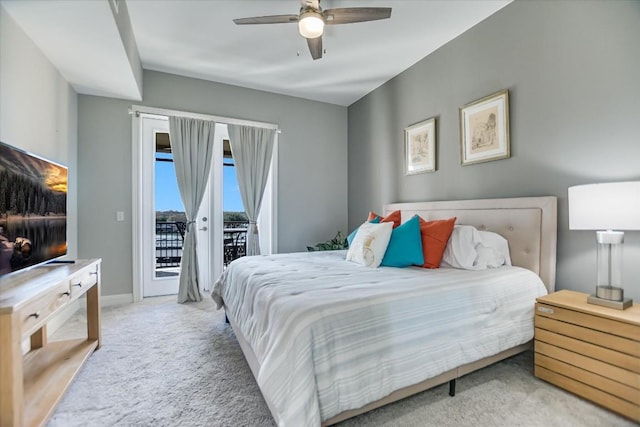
[534,290,639,422]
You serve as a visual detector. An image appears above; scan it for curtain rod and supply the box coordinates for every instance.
[128,106,282,133]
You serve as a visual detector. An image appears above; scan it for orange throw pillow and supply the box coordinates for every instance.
[419,217,456,269]
[368,210,402,228]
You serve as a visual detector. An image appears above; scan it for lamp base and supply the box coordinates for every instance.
[595,285,624,300]
[587,294,633,310]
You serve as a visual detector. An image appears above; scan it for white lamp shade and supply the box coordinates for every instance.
[568,181,640,230]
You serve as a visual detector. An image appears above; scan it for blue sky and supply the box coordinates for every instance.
[155,155,244,212]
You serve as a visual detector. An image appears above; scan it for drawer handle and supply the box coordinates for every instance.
[537,306,554,314]
[61,291,71,297]
[28,311,40,319]
[90,271,98,276]
[72,283,82,288]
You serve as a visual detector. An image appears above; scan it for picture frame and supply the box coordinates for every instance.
[405,117,436,175]
[459,89,510,165]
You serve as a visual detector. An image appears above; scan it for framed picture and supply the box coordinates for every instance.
[405,117,436,175]
[459,89,510,165]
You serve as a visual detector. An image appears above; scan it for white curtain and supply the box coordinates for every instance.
[169,116,215,303]
[228,125,276,256]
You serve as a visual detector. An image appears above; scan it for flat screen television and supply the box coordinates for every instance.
[0,141,68,277]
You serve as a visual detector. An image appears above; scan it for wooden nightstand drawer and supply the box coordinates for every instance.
[536,353,638,404]
[535,315,640,357]
[534,290,640,422]
[535,364,640,421]
[535,340,640,389]
[20,282,71,336]
[535,328,640,373]
[536,302,638,341]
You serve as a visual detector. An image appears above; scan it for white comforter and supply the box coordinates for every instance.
[212,250,547,427]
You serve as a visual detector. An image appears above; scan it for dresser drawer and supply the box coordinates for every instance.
[20,282,71,336]
[535,364,640,421]
[68,266,99,299]
[536,353,639,404]
[535,328,640,373]
[536,302,638,341]
[535,315,640,357]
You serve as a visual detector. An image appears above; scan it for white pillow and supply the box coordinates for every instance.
[346,221,393,267]
[441,225,478,269]
[441,225,511,270]
[477,230,512,267]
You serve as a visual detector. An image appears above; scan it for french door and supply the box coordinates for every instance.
[132,105,278,302]
[140,115,212,297]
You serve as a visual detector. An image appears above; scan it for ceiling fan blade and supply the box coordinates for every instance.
[307,36,323,60]
[233,15,299,25]
[324,8,392,25]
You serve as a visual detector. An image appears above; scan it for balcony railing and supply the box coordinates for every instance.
[155,220,248,269]
[155,221,186,268]
[223,221,248,266]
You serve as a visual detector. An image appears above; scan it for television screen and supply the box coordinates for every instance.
[0,141,68,276]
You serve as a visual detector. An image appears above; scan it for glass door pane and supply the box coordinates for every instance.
[222,140,247,267]
[154,140,184,279]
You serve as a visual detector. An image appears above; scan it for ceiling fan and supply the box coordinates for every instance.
[233,0,392,60]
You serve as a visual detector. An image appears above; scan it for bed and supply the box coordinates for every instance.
[212,196,557,427]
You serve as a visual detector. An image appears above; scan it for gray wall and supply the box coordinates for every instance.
[0,5,79,259]
[78,70,347,296]
[348,0,640,300]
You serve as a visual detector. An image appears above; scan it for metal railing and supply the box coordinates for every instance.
[224,221,248,266]
[156,221,186,268]
[155,220,249,268]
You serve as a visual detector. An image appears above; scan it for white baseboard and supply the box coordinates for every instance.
[100,293,134,307]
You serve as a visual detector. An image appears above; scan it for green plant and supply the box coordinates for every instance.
[307,230,348,251]
[223,211,248,222]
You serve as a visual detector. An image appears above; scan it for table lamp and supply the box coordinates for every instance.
[568,181,640,310]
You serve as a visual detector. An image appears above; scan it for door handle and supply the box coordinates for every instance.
[199,226,208,231]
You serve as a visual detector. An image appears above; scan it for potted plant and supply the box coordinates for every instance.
[307,230,348,251]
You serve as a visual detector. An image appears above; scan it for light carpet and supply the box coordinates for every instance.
[48,295,634,427]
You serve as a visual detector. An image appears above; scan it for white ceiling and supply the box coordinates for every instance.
[2,0,512,106]
[2,0,142,100]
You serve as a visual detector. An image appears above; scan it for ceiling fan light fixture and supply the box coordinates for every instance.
[298,11,324,38]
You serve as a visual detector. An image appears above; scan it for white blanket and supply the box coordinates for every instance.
[212,250,548,427]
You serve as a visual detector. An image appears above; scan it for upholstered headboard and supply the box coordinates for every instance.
[384,196,557,293]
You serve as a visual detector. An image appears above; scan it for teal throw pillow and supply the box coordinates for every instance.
[380,215,424,267]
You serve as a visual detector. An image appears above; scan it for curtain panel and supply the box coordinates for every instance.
[169,116,216,303]
[227,125,276,256]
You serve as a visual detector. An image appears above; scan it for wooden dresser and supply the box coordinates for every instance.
[534,290,640,422]
[0,259,102,427]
